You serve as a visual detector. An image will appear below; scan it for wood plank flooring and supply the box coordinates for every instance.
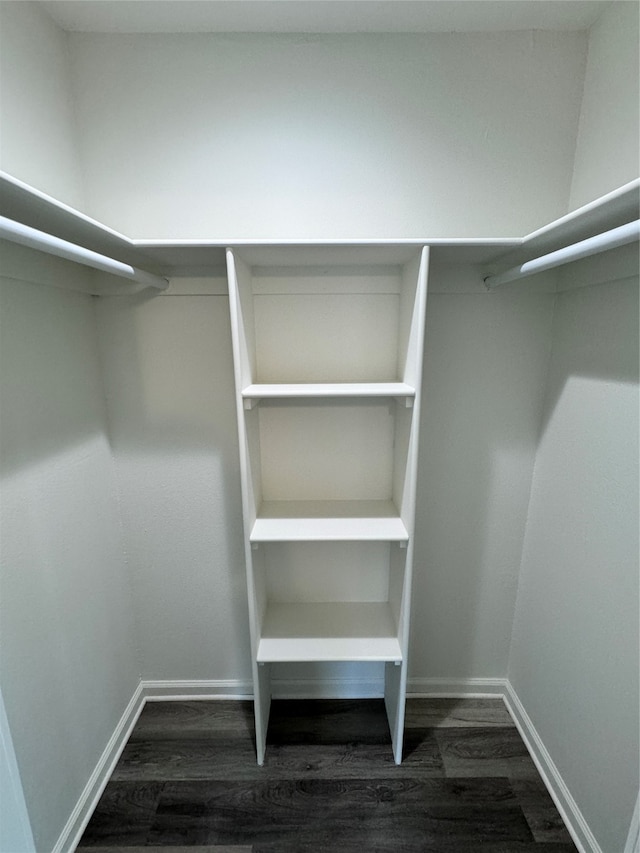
[76,698,577,852]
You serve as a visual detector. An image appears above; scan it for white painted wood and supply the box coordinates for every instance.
[242,382,415,399]
[0,215,168,289]
[406,678,508,697]
[0,172,164,271]
[485,220,640,289]
[254,292,401,382]
[259,401,395,501]
[262,541,391,603]
[387,246,430,763]
[623,791,640,853]
[384,659,406,764]
[251,500,408,542]
[252,267,401,295]
[226,247,270,766]
[258,602,402,663]
[227,243,428,763]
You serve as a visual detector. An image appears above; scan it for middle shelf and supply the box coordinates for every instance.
[251,499,408,542]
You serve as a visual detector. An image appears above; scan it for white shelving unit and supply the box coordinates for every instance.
[226,243,429,764]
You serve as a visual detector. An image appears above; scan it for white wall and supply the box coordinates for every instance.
[509,248,639,853]
[412,269,556,680]
[570,1,640,210]
[94,289,251,682]
[67,31,587,239]
[0,252,139,851]
[0,2,85,209]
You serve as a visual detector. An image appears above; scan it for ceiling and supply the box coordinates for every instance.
[40,1,611,34]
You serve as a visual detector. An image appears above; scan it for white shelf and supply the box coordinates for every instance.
[227,243,429,765]
[257,602,402,662]
[0,172,165,274]
[242,382,415,400]
[251,500,409,542]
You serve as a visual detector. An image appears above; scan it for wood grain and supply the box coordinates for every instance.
[77,698,578,851]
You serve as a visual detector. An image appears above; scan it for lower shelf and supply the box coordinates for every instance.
[251,500,409,542]
[256,601,403,662]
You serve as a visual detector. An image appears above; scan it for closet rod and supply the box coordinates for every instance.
[0,215,169,290]
[484,219,640,289]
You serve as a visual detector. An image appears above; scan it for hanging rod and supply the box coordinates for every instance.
[484,219,640,289]
[0,215,169,290]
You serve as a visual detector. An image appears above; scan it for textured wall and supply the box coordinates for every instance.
[412,271,556,680]
[94,290,251,682]
[509,249,639,853]
[68,31,587,238]
[0,258,138,850]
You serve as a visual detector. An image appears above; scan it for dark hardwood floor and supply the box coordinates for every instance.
[76,698,578,852]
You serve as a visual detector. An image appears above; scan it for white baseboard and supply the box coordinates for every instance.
[407,677,507,697]
[52,682,145,853]
[503,681,601,853]
[141,678,253,700]
[624,790,640,853]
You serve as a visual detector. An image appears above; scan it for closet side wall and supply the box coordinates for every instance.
[508,250,639,853]
[0,2,85,209]
[0,255,138,851]
[569,0,640,210]
[67,31,587,239]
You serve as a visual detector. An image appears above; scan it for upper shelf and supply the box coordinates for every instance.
[485,179,640,272]
[0,173,166,274]
[1,171,637,280]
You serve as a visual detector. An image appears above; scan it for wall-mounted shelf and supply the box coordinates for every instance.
[257,602,403,663]
[2,171,637,286]
[241,382,416,401]
[251,500,409,542]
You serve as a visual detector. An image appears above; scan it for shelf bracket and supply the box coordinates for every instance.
[399,541,408,549]
[243,398,258,410]
[395,396,413,408]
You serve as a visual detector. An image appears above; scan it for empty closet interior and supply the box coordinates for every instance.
[0,2,638,852]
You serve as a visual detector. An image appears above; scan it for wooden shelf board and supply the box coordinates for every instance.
[257,602,402,662]
[484,179,640,270]
[251,500,408,542]
[0,172,166,274]
[242,382,415,399]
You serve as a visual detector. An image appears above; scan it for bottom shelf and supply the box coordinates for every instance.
[256,601,402,663]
